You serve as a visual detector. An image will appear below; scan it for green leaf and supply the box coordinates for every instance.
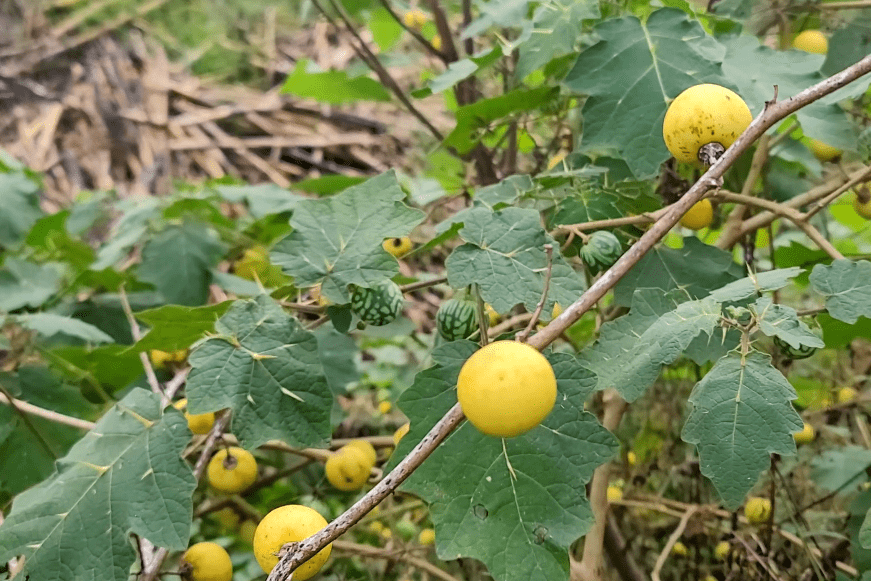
[515,0,599,80]
[579,291,721,401]
[185,295,332,449]
[48,344,144,393]
[810,260,871,324]
[15,313,114,343]
[682,352,803,509]
[752,297,824,349]
[813,446,871,494]
[445,207,585,313]
[708,267,804,302]
[369,7,403,51]
[314,327,359,394]
[280,60,391,104]
[823,14,871,78]
[396,347,617,581]
[92,198,161,270]
[0,258,64,312]
[213,183,304,218]
[0,169,42,248]
[412,47,502,98]
[25,211,95,270]
[131,302,233,352]
[817,313,871,349]
[272,171,425,303]
[615,237,742,307]
[0,389,196,581]
[138,221,225,306]
[564,8,728,177]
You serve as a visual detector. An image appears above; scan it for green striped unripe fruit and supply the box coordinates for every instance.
[773,336,818,360]
[350,280,404,326]
[436,298,479,341]
[580,231,623,273]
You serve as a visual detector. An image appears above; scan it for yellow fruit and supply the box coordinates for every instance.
[173,398,216,435]
[432,35,442,51]
[808,138,842,162]
[794,422,815,444]
[485,304,499,326]
[418,528,436,545]
[402,8,427,28]
[793,30,828,54]
[837,386,858,403]
[663,84,753,166]
[854,193,871,219]
[240,520,258,545]
[456,340,557,438]
[744,496,771,524]
[207,447,258,494]
[378,401,392,414]
[547,152,567,170]
[672,541,688,556]
[325,445,373,491]
[383,237,413,257]
[369,521,385,534]
[311,284,331,307]
[703,576,718,581]
[680,199,714,230]
[150,349,188,369]
[253,505,332,579]
[181,542,233,581]
[606,485,623,503]
[212,508,241,531]
[393,422,410,446]
[234,246,270,281]
[551,302,564,319]
[345,439,378,466]
[714,540,730,560]
[627,451,637,466]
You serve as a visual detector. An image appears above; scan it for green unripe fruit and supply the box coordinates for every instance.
[773,336,818,360]
[436,298,479,341]
[350,280,404,326]
[580,231,623,273]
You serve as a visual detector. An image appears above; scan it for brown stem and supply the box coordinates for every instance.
[719,134,770,244]
[0,391,96,430]
[517,244,554,342]
[119,285,164,401]
[332,540,462,581]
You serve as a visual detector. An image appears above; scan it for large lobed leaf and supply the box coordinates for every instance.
[0,389,196,581]
[394,342,617,581]
[272,171,425,303]
[752,297,824,349]
[810,260,871,324]
[185,295,332,449]
[682,352,803,509]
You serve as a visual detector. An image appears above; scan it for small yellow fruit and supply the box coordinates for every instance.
[837,386,858,404]
[672,541,688,556]
[181,542,233,581]
[484,304,499,326]
[325,445,373,491]
[393,422,410,446]
[606,485,623,503]
[419,528,436,545]
[794,422,815,444]
[714,540,730,560]
[627,451,637,466]
[547,152,568,170]
[680,199,714,230]
[212,508,241,532]
[380,528,393,539]
[432,35,442,51]
[207,447,258,494]
[744,496,771,524]
[663,84,752,166]
[345,439,378,466]
[457,341,557,438]
[239,520,258,545]
[383,237,413,258]
[253,505,332,579]
[378,401,392,415]
[173,398,216,435]
[310,284,331,307]
[551,302,564,319]
[854,193,871,219]
[807,138,842,162]
[703,576,718,581]
[402,8,427,29]
[150,349,188,369]
[369,521,385,534]
[793,30,828,54]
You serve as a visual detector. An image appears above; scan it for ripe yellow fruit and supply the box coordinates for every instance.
[345,439,378,466]
[663,84,752,166]
[551,302,564,319]
[744,496,771,524]
[714,540,730,560]
[253,505,332,579]
[547,152,568,170]
[703,576,718,581]
[606,485,623,502]
[794,422,815,444]
[456,341,557,438]
[680,199,714,230]
[418,528,436,545]
[793,30,828,54]
[325,445,373,491]
[432,35,442,51]
[808,138,842,162]
[212,508,241,532]
[207,447,258,494]
[837,386,858,403]
[378,400,392,414]
[383,237,413,257]
[484,304,499,326]
[181,542,233,581]
[627,451,638,467]
[672,541,688,556]
[403,8,427,29]
[393,422,410,446]
[150,349,188,369]
[173,398,216,435]
[854,193,871,219]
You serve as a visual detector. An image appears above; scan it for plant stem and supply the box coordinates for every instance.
[0,390,96,430]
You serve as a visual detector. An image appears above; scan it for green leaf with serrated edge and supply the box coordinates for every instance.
[394,344,617,581]
[412,47,502,98]
[752,297,824,349]
[564,9,728,177]
[15,313,113,343]
[138,221,225,307]
[614,237,742,307]
[579,291,721,401]
[185,295,331,449]
[812,446,871,493]
[213,183,303,217]
[436,175,534,235]
[313,327,359,394]
[0,169,42,247]
[708,267,804,302]
[48,344,144,393]
[131,302,233,352]
[0,258,63,312]
[26,211,95,270]
[280,60,391,104]
[445,207,585,313]
[272,171,425,304]
[515,0,599,80]
[810,260,871,325]
[682,352,803,509]
[0,389,196,581]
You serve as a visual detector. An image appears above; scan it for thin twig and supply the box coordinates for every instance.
[517,244,553,342]
[401,276,448,293]
[376,0,445,60]
[333,540,461,581]
[118,285,164,400]
[719,134,770,244]
[0,391,96,431]
[553,210,666,235]
[651,506,699,581]
[802,164,871,220]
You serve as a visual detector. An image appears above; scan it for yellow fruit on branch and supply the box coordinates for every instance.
[253,505,332,579]
[456,340,557,438]
[626,451,637,467]
[325,444,373,491]
[807,138,842,163]
[383,236,413,257]
[744,496,771,524]
[680,199,714,230]
[207,447,258,494]
[606,484,623,502]
[172,398,216,435]
[714,540,730,560]
[484,304,499,326]
[419,527,436,545]
[793,30,828,54]
[345,439,378,466]
[793,422,815,444]
[837,386,858,404]
[402,8,427,29]
[854,191,871,219]
[663,84,752,166]
[150,349,189,369]
[180,542,233,581]
[393,422,410,446]
[671,541,688,556]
